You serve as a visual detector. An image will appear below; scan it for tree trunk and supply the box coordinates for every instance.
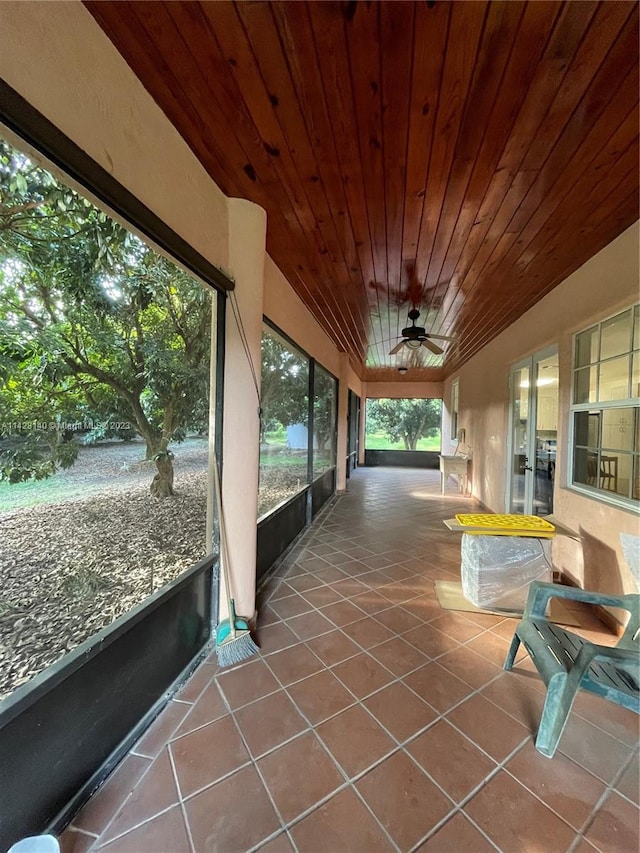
[150,450,175,497]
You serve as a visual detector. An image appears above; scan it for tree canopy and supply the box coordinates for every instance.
[0,138,212,495]
[260,328,336,461]
[366,398,441,451]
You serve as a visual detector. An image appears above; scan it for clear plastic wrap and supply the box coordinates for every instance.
[461,533,552,611]
[620,533,640,591]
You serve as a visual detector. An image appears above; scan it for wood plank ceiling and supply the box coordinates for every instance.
[85,0,639,381]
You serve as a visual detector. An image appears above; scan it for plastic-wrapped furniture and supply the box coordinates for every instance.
[504,581,640,757]
[461,534,552,611]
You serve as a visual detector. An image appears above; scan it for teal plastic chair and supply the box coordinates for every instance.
[504,581,640,758]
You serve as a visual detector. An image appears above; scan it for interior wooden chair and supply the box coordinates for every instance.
[504,581,640,758]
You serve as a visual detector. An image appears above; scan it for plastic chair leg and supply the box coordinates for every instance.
[504,632,522,671]
[534,673,579,758]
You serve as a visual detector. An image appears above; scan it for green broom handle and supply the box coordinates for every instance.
[212,450,237,639]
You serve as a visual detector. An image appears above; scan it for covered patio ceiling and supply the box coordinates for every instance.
[85,0,639,381]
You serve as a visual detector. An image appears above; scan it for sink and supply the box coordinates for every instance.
[439,454,470,494]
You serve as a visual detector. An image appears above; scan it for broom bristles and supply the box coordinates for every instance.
[216,629,259,667]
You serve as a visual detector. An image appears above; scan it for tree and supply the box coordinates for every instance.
[366,398,441,450]
[0,138,212,496]
[313,368,336,463]
[260,332,308,443]
[259,331,337,463]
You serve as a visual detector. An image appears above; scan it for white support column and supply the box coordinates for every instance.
[221,197,266,622]
[335,353,350,494]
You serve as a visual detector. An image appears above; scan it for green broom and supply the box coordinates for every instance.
[212,453,259,667]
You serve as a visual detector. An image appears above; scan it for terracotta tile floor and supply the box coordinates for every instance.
[61,468,639,853]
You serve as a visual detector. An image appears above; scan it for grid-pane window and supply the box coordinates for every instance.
[571,304,640,507]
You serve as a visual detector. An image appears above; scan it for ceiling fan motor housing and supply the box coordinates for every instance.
[402,325,426,338]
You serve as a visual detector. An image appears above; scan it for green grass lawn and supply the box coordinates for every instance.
[0,475,78,512]
[364,432,441,451]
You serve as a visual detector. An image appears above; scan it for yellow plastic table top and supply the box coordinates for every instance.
[454,513,556,537]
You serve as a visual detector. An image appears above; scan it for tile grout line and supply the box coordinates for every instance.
[568,743,640,851]
[75,743,175,849]
[253,648,425,850]
[167,744,197,853]
[73,472,634,852]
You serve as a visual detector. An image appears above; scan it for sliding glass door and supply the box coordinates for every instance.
[507,347,558,516]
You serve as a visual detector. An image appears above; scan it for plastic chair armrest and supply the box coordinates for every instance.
[524,581,633,619]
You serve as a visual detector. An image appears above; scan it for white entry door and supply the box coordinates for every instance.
[507,347,559,515]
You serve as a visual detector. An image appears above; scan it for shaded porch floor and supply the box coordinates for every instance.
[62,467,639,853]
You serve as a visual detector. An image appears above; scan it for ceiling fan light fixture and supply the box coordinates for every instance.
[406,339,422,350]
[398,366,408,375]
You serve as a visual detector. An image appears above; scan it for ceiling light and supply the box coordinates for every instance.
[406,340,421,350]
[398,367,408,375]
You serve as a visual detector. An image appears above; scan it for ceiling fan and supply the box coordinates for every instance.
[389,308,456,356]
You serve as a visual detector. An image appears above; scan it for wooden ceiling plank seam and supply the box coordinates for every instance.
[202,4,362,354]
[455,144,639,358]
[340,4,404,363]
[229,2,370,352]
[486,36,639,299]
[513,115,640,275]
[444,1,592,311]
[272,243,361,356]
[85,2,246,201]
[469,141,639,343]
[497,0,599,170]
[269,2,373,338]
[148,3,322,250]
[436,7,637,342]
[218,4,360,288]
[270,3,364,274]
[455,185,639,365]
[508,1,639,231]
[343,0,388,358]
[413,1,488,307]
[86,1,639,378]
[194,0,320,238]
[306,5,382,331]
[276,247,359,355]
[380,1,416,360]
[401,1,451,263]
[449,0,612,286]
[452,230,523,354]
[155,0,357,352]
[450,23,639,340]
[343,0,389,314]
[532,191,639,300]
[420,0,526,331]
[288,266,357,356]
[373,0,394,354]
[428,0,566,339]
[519,0,638,173]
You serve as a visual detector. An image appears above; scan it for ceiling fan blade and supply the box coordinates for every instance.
[427,333,457,342]
[422,339,443,355]
[389,340,406,355]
